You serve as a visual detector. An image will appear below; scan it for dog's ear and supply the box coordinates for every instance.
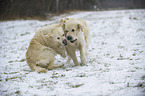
[40,32,53,45]
[42,32,53,39]
[77,24,84,32]
[59,19,64,26]
[64,18,69,21]
[59,18,69,26]
[59,19,66,31]
[47,33,53,38]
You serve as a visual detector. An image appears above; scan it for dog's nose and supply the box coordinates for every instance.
[67,35,72,40]
[62,39,67,46]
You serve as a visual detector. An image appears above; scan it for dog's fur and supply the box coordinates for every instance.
[26,24,66,73]
[60,18,89,66]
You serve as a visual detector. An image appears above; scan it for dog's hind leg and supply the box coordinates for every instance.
[33,65,48,73]
[36,60,48,68]
[48,60,64,70]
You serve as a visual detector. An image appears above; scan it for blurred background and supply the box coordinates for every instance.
[0,0,145,20]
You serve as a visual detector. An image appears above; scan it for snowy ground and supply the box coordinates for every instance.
[0,9,145,96]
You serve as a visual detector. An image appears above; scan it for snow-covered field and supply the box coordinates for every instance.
[0,9,145,96]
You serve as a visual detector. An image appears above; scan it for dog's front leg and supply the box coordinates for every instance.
[67,49,80,66]
[65,57,71,64]
[80,45,86,65]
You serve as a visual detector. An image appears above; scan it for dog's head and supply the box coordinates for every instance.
[60,18,84,43]
[45,25,67,57]
[46,25,67,47]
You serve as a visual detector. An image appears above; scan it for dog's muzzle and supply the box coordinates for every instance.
[67,35,77,43]
[70,39,77,43]
[67,35,72,41]
[62,39,67,46]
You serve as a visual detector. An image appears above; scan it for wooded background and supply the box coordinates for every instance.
[0,0,145,20]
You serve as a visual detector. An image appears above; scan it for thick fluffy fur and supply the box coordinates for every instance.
[26,24,66,73]
[60,18,89,66]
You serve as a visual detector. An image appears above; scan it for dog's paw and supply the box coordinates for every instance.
[80,62,86,66]
[37,68,47,73]
[74,63,80,66]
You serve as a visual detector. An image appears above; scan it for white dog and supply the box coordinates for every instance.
[60,18,89,66]
[26,24,67,73]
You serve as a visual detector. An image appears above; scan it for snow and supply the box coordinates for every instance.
[0,9,145,96]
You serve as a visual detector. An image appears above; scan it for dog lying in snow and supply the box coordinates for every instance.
[60,18,89,66]
[26,24,67,73]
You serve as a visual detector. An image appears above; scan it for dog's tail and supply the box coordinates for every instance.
[84,21,90,57]
[84,23,90,55]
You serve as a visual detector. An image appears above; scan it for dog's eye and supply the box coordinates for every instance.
[72,29,75,32]
[57,37,60,39]
[62,34,64,36]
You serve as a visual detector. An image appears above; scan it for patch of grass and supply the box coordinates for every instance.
[51,72,65,78]
[61,74,65,77]
[117,58,126,60]
[51,75,59,78]
[133,49,139,51]
[48,81,58,86]
[132,53,136,56]
[98,68,102,71]
[101,68,110,72]
[8,59,26,63]
[91,48,95,50]
[72,84,84,88]
[20,32,30,36]
[65,69,72,71]
[29,85,33,88]
[129,17,138,20]
[76,73,86,77]
[101,41,107,45]
[130,58,133,60]
[8,61,14,63]
[5,74,26,81]
[135,58,140,60]
[110,56,114,59]
[104,63,110,67]
[140,51,143,53]
[133,17,138,20]
[66,82,84,88]
[89,58,96,63]
[37,85,43,89]
[19,59,26,62]
[127,82,130,87]
[134,67,141,70]
[109,82,115,84]
[129,70,136,72]
[4,72,19,74]
[117,57,133,60]
[141,76,145,80]
[136,43,141,45]
[15,90,20,95]
[5,76,22,81]
[118,46,124,49]
[134,82,144,88]
[137,28,144,32]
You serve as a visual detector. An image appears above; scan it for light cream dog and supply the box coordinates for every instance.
[26,24,67,73]
[60,18,89,66]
